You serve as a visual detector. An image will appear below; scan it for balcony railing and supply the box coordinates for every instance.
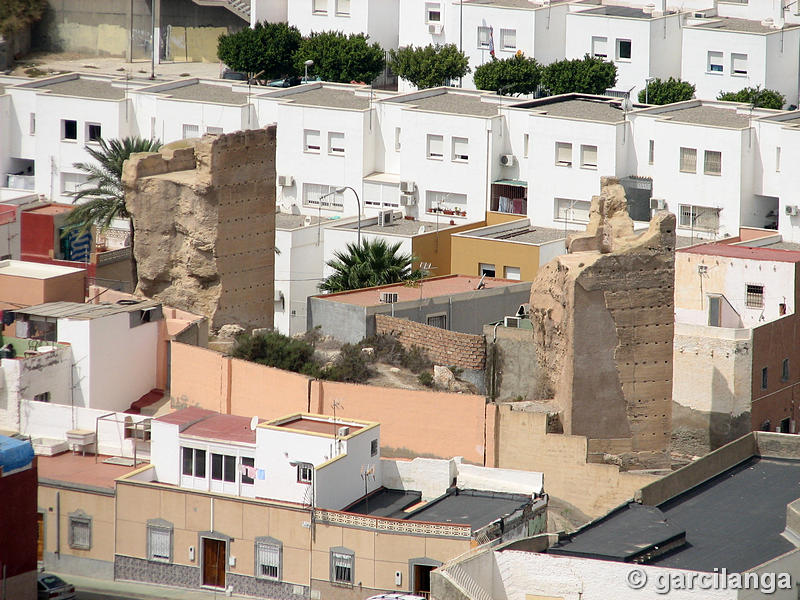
[6,174,35,190]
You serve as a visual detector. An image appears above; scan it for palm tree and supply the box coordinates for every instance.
[63,136,161,290]
[319,238,423,293]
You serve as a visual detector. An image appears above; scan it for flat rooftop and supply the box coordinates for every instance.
[276,213,332,229]
[389,90,500,117]
[465,223,566,244]
[317,274,524,307]
[38,452,140,491]
[0,260,84,279]
[548,456,800,572]
[464,0,567,8]
[513,96,628,123]
[270,86,371,110]
[650,105,751,128]
[580,5,673,18]
[274,416,365,436]
[23,76,126,100]
[689,16,800,33]
[337,218,456,235]
[154,82,248,105]
[25,203,74,215]
[678,242,800,263]
[349,488,531,530]
[157,407,265,444]
[15,300,162,320]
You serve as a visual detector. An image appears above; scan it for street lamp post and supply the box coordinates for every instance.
[320,186,362,246]
[291,460,315,595]
[304,59,314,83]
[645,77,656,104]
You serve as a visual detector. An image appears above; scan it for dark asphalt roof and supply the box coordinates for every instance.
[347,489,422,518]
[549,457,800,572]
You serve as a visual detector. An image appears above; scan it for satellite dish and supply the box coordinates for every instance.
[250,415,259,431]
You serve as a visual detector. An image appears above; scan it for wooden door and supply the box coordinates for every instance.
[202,538,226,588]
[36,513,44,562]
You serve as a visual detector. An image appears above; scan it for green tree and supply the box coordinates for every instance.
[474,54,542,96]
[232,331,317,373]
[541,54,617,96]
[717,86,786,109]
[63,136,161,289]
[0,0,46,36]
[388,44,470,89]
[320,238,422,293]
[217,21,302,79]
[638,77,695,105]
[294,31,385,83]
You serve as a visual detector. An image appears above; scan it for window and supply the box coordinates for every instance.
[762,367,769,389]
[304,129,321,153]
[776,147,782,172]
[679,147,697,173]
[707,51,723,73]
[255,538,282,580]
[478,26,491,49]
[33,392,51,402]
[426,190,467,214]
[210,454,236,482]
[87,123,102,143]
[731,53,748,76]
[427,314,447,329]
[426,2,442,22]
[479,263,496,277]
[580,145,598,168]
[182,124,199,139]
[303,183,344,209]
[452,137,469,161]
[363,181,400,208]
[555,198,591,222]
[241,456,255,485]
[328,132,345,155]
[206,126,223,134]
[68,511,91,550]
[746,284,764,308]
[29,113,36,135]
[427,134,444,159]
[331,548,354,585]
[313,0,327,13]
[62,172,88,194]
[62,119,77,141]
[648,140,654,165]
[182,447,207,477]
[500,29,516,51]
[523,133,529,158]
[336,0,350,15]
[783,358,790,382]
[704,150,722,175]
[616,39,632,61]
[394,127,401,151]
[555,142,572,166]
[591,36,608,58]
[504,266,521,280]
[708,295,721,327]
[298,464,313,484]
[147,519,173,563]
[370,439,378,457]
[679,204,720,231]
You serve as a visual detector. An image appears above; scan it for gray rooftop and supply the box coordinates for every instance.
[275,87,371,110]
[339,218,456,235]
[517,98,626,123]
[762,240,800,251]
[581,5,671,18]
[464,0,568,8]
[549,456,800,572]
[158,83,248,105]
[656,105,751,128]
[31,77,126,100]
[675,236,705,249]
[690,17,800,33]
[392,91,500,117]
[275,213,332,229]
[472,225,566,244]
[15,300,161,320]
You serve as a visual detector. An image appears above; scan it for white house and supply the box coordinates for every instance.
[756,112,800,242]
[286,0,399,50]
[0,189,41,260]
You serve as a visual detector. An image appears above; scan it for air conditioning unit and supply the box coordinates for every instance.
[428,23,443,34]
[379,210,393,226]
[277,175,294,187]
[500,154,516,167]
[786,205,799,216]
[400,180,416,194]
[337,426,350,437]
[650,198,666,210]
[504,316,521,328]
[400,195,417,206]
[380,291,399,303]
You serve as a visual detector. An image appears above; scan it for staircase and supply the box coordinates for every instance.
[191,0,251,22]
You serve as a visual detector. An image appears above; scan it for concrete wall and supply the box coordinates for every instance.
[483,324,541,402]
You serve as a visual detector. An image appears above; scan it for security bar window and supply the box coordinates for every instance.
[555,198,591,223]
[68,511,92,550]
[679,147,697,173]
[182,124,199,139]
[704,150,722,175]
[255,539,282,580]
[427,314,447,329]
[147,520,173,563]
[298,464,313,484]
[331,549,354,584]
[746,284,764,308]
[679,204,720,231]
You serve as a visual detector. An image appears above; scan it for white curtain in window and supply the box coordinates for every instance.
[150,528,170,560]
[337,0,350,14]
[704,150,722,175]
[501,29,516,49]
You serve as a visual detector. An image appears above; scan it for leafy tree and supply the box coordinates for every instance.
[638,77,695,105]
[541,54,617,96]
[63,136,161,289]
[320,238,422,293]
[717,86,786,109]
[217,21,302,79]
[0,0,46,36]
[474,54,542,96]
[388,44,470,89]
[294,31,385,83]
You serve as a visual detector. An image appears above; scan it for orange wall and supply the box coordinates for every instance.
[311,380,489,465]
[486,212,527,226]
[170,343,230,413]
[411,220,486,276]
[229,357,309,418]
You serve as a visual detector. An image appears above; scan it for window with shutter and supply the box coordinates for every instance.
[69,512,92,550]
[313,0,327,13]
[182,124,199,139]
[679,147,697,173]
[477,27,491,48]
[336,0,350,14]
[707,51,723,73]
[328,132,345,155]
[427,134,444,159]
[500,29,516,50]
[731,53,748,76]
[555,142,572,166]
[452,137,469,161]
[304,129,321,153]
[591,36,607,58]
[303,183,344,209]
[580,145,598,168]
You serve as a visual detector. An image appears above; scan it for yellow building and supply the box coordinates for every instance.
[450,218,567,282]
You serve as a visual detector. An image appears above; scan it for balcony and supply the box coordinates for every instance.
[490,180,527,215]
[6,174,35,190]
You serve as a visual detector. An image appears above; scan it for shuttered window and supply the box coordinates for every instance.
[731,53,748,75]
[592,36,607,58]
[328,132,345,155]
[336,0,350,14]
[69,512,91,550]
[555,142,572,166]
[303,183,344,209]
[580,145,598,168]
[452,137,469,161]
[500,29,516,50]
[182,124,199,139]
[304,129,321,153]
[427,134,444,159]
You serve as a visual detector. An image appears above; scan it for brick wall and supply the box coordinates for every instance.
[375,314,485,370]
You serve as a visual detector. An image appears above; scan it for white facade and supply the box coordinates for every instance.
[287,0,400,50]
[0,190,40,259]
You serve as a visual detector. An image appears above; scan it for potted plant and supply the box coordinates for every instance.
[443,209,454,215]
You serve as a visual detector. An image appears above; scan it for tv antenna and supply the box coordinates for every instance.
[360,464,376,513]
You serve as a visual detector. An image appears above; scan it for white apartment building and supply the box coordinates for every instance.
[286,0,399,50]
